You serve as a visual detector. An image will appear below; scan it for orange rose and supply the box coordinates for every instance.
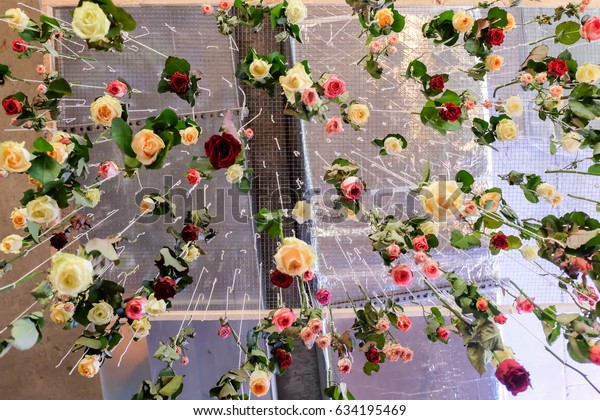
[249,370,271,397]
[131,129,165,165]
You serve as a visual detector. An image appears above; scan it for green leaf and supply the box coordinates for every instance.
[159,375,183,397]
[450,230,481,250]
[455,170,474,193]
[466,343,486,374]
[74,337,103,350]
[26,221,40,243]
[28,155,61,185]
[111,118,135,158]
[33,138,54,152]
[555,21,581,45]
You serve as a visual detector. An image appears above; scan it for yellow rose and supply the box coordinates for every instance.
[274,237,317,276]
[419,220,439,236]
[484,54,504,72]
[130,317,151,339]
[26,195,60,225]
[495,118,518,141]
[10,208,27,229]
[180,126,199,146]
[347,103,370,127]
[249,59,272,82]
[48,141,73,165]
[77,355,100,378]
[419,181,464,221]
[384,137,403,155]
[520,244,538,261]
[182,244,201,263]
[71,1,110,42]
[50,302,74,325]
[561,132,582,154]
[85,188,102,208]
[1,234,23,254]
[291,200,312,224]
[576,63,600,85]
[4,8,30,32]
[285,0,307,25]
[87,301,114,325]
[279,62,313,103]
[249,370,271,397]
[375,8,394,28]
[505,13,516,31]
[535,183,556,199]
[0,141,32,173]
[504,96,523,118]
[49,252,94,297]
[90,95,122,127]
[131,129,165,165]
[452,10,475,33]
[140,196,155,213]
[226,164,245,183]
[479,192,502,213]
[146,294,167,317]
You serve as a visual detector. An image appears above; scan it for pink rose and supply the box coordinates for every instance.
[414,251,428,265]
[590,345,600,366]
[201,4,214,14]
[391,264,413,287]
[244,128,254,139]
[549,85,563,98]
[180,356,189,366]
[125,297,147,320]
[476,297,488,311]
[218,324,232,339]
[376,317,390,332]
[301,88,319,107]
[494,314,507,325]
[387,243,401,260]
[325,117,344,135]
[463,200,477,215]
[36,64,46,75]
[105,80,128,98]
[402,348,413,362]
[387,46,397,55]
[308,318,322,334]
[412,235,429,252]
[387,33,399,45]
[370,41,382,54]
[422,260,441,280]
[570,257,591,273]
[483,100,493,109]
[515,295,535,313]
[175,346,182,355]
[300,326,314,342]
[465,100,475,111]
[303,269,315,282]
[219,0,232,11]
[337,357,352,374]
[383,343,404,362]
[98,160,120,179]
[436,326,449,342]
[535,72,547,83]
[322,76,346,99]
[186,168,201,185]
[315,334,331,349]
[396,315,412,331]
[272,307,296,331]
[37,84,47,95]
[520,73,533,84]
[340,176,364,200]
[316,289,332,305]
[581,16,600,42]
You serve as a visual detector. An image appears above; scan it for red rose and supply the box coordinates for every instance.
[366,346,381,364]
[439,102,462,122]
[485,28,505,46]
[491,233,509,250]
[186,168,201,185]
[2,98,22,115]
[495,359,531,396]
[271,269,294,288]
[412,235,429,252]
[50,232,69,250]
[274,348,293,369]
[429,75,445,91]
[494,314,508,324]
[12,39,28,54]
[153,277,177,300]
[436,326,449,342]
[396,315,412,331]
[181,223,200,242]
[169,71,189,92]
[547,59,568,77]
[204,133,242,169]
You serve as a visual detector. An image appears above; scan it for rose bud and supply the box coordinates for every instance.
[494,314,508,325]
[98,160,120,179]
[476,297,489,311]
[186,168,201,185]
[218,324,232,339]
[436,326,449,342]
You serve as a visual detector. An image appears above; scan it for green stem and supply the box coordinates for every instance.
[545,346,600,395]
[508,279,544,312]
[0,270,46,294]
[529,35,554,46]
[567,194,600,205]
[422,277,469,324]
[228,323,248,356]
[546,170,600,176]
[493,79,519,97]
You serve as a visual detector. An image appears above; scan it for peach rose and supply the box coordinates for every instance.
[77,355,100,378]
[414,251,428,265]
[0,141,32,173]
[376,317,390,332]
[419,181,464,220]
[484,54,504,72]
[249,370,271,397]
[375,8,394,28]
[131,129,165,165]
[316,334,331,349]
[272,307,296,331]
[300,326,314,342]
[383,343,404,362]
[388,243,401,259]
[180,126,199,146]
[308,318,322,334]
[10,208,27,229]
[452,10,475,33]
[505,13,516,31]
[90,95,122,127]
[273,237,317,276]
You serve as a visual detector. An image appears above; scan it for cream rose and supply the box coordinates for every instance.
[452,10,475,33]
[146,294,167,317]
[505,13,516,31]
[226,164,245,183]
[180,126,199,146]
[1,234,23,254]
[50,302,74,325]
[48,141,73,165]
[384,137,403,155]
[291,200,312,224]
[130,317,151,339]
[77,355,100,378]
[576,63,600,85]
[51,131,70,143]
[495,118,518,141]
[485,54,504,72]
[4,8,30,32]
[279,63,313,103]
[87,301,114,325]
[249,58,272,82]
[182,244,201,263]
[0,141,32,173]
[85,188,102,208]
[49,252,94,297]
[520,244,538,261]
[131,129,165,165]
[536,183,556,199]
[375,8,394,28]
[249,370,271,397]
[504,96,523,118]
[347,103,370,127]
[26,195,60,225]
[419,220,439,236]
[479,191,502,212]
[71,2,111,42]
[419,181,464,221]
[285,0,307,25]
[561,132,582,154]
[274,237,317,276]
[140,196,155,213]
[10,208,27,229]
[90,95,122,127]
[550,193,563,206]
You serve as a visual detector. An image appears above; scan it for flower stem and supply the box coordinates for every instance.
[567,194,600,205]
[493,79,519,97]
[422,277,469,324]
[228,323,248,356]
[529,35,554,46]
[546,170,600,176]
[0,270,46,294]
[544,345,600,395]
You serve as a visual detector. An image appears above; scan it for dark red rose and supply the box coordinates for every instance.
[485,28,505,46]
[494,314,508,325]
[436,326,449,342]
[271,269,294,289]
[495,359,531,396]
[50,232,69,250]
[181,223,200,242]
[547,59,568,77]
[169,71,189,92]
[12,39,28,53]
[204,133,242,169]
[491,233,509,250]
[429,75,445,91]
[274,348,293,370]
[439,102,462,122]
[2,98,22,115]
[153,277,177,300]
[366,346,381,363]
[70,214,91,231]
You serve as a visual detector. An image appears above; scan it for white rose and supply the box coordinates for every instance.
[285,0,307,25]
[26,195,60,225]
[146,294,167,317]
[520,244,538,261]
[384,137,403,155]
[495,118,518,141]
[130,317,151,339]
[90,95,122,127]
[140,196,155,213]
[50,302,74,325]
[71,1,111,42]
[419,181,464,221]
[182,243,201,263]
[180,126,199,146]
[4,8,30,32]
[49,252,94,297]
[279,62,313,103]
[504,96,523,118]
[87,301,114,325]
[1,234,23,254]
[535,183,556,199]
[419,221,439,236]
[576,63,600,85]
[0,141,32,173]
[226,164,245,183]
[561,132,582,154]
[347,103,370,127]
[249,59,272,82]
[291,200,312,224]
[85,188,102,208]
